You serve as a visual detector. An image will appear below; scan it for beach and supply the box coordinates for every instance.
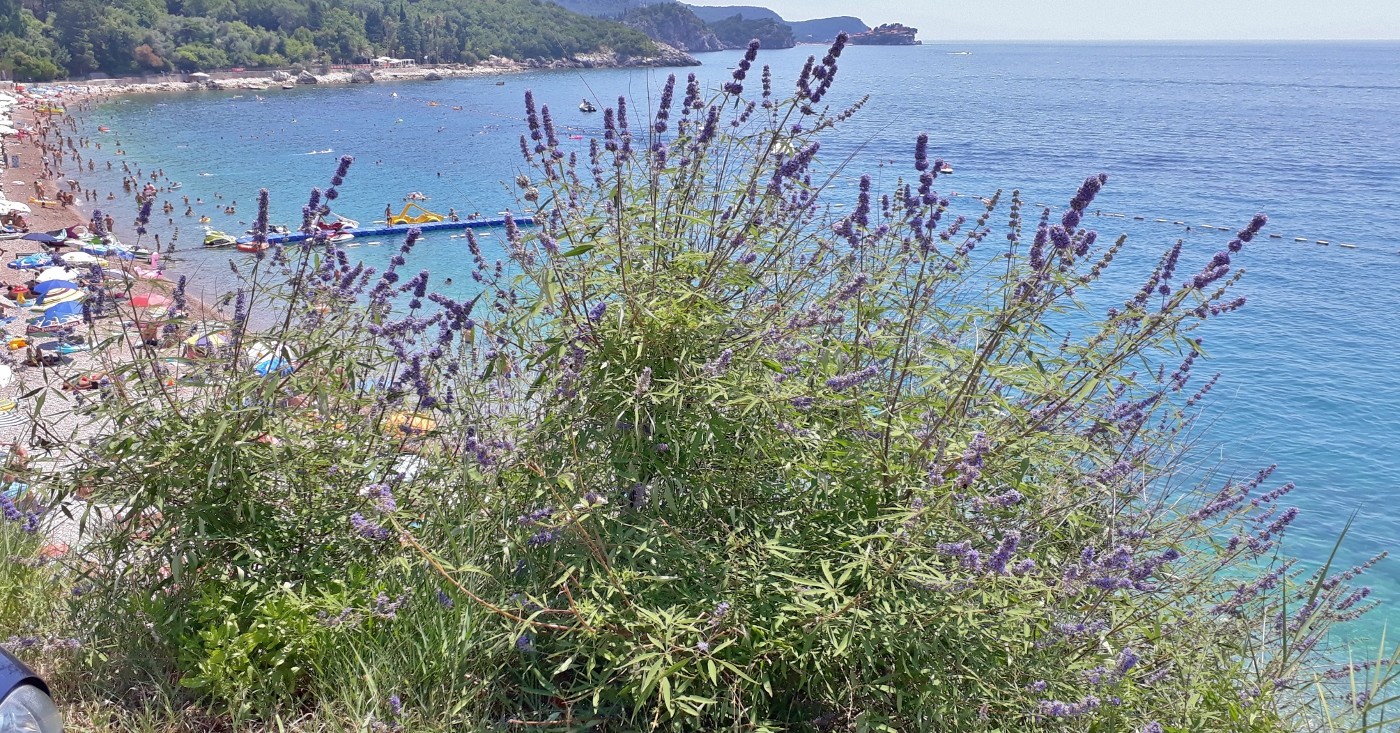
[0,96,221,515]
[0,103,96,286]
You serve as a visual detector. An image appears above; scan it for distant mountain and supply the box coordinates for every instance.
[684,4,783,24]
[542,0,870,54]
[789,17,869,44]
[684,5,866,44]
[549,0,674,17]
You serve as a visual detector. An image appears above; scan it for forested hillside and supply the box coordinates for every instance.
[0,0,656,80]
[620,3,722,52]
[707,13,791,49]
[548,0,664,16]
[683,4,779,24]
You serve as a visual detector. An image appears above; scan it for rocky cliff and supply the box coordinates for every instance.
[622,4,725,52]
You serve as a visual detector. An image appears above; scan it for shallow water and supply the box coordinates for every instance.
[70,41,1400,642]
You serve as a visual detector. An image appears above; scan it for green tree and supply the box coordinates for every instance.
[172,40,227,69]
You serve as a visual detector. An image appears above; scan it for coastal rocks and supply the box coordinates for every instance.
[622,42,701,68]
[571,43,700,70]
[424,71,444,81]
[849,23,920,45]
[350,69,375,84]
[270,70,292,82]
[296,71,319,85]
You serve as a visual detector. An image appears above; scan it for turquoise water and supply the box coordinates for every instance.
[70,42,1400,640]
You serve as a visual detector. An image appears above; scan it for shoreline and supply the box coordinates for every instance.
[36,46,700,100]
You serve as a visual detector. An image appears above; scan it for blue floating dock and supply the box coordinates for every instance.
[236,216,534,246]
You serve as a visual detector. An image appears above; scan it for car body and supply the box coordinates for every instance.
[0,646,62,731]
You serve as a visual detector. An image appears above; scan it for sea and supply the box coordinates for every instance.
[65,42,1400,643]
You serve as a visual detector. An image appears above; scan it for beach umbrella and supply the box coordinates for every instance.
[185,330,229,349]
[0,200,30,215]
[384,412,437,435]
[59,251,99,266]
[183,330,230,358]
[31,280,78,296]
[0,125,15,136]
[31,300,82,328]
[0,400,29,432]
[33,298,83,316]
[21,232,62,244]
[129,293,171,308]
[31,281,78,305]
[35,267,76,283]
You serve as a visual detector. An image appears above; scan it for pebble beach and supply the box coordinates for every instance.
[0,92,229,551]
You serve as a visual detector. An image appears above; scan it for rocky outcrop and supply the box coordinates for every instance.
[424,71,444,80]
[528,43,699,69]
[622,4,724,53]
[849,23,918,45]
[596,42,699,68]
[350,69,375,83]
[296,70,318,84]
[270,70,292,82]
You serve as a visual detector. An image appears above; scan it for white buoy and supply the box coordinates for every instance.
[1316,240,1330,245]
[1294,237,1308,242]
[1339,243,1357,249]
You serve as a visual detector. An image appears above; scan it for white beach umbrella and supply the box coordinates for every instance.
[59,251,99,266]
[0,126,16,136]
[0,200,31,215]
[36,267,78,283]
[0,401,28,431]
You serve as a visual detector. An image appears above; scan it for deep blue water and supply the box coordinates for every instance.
[67,42,1400,642]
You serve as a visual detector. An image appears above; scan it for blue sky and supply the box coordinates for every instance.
[684,0,1400,40]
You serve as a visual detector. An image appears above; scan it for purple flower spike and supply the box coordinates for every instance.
[826,364,879,391]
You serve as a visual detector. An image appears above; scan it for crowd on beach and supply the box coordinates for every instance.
[0,88,230,552]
